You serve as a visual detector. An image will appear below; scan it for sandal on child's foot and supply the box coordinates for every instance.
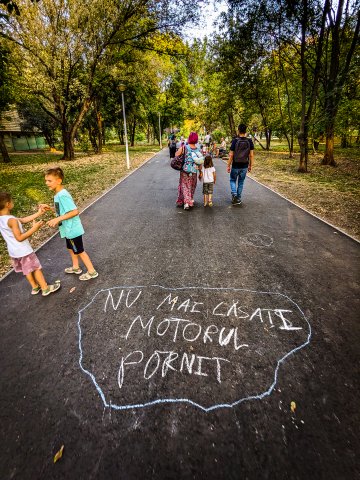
[208,201,213,207]
[31,286,41,295]
[42,282,61,296]
[64,267,82,274]
[79,271,99,281]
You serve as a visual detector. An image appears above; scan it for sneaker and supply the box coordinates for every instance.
[235,197,242,205]
[208,201,213,207]
[31,285,41,295]
[79,271,99,281]
[231,194,238,205]
[64,267,83,274]
[42,281,61,296]
[184,203,189,210]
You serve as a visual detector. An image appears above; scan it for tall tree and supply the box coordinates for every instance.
[0,44,15,162]
[321,5,360,165]
[3,0,201,160]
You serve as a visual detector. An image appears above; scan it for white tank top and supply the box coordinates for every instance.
[0,215,33,258]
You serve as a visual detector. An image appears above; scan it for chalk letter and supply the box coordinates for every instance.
[249,308,264,323]
[183,322,202,342]
[213,302,226,316]
[117,350,144,389]
[162,351,179,377]
[125,289,142,308]
[125,315,154,340]
[195,356,212,377]
[191,302,204,313]
[157,318,171,336]
[218,327,234,346]
[233,327,249,351]
[275,309,302,331]
[144,351,161,379]
[104,289,124,312]
[203,325,219,344]
[180,353,196,374]
[227,301,238,318]
[177,298,191,312]
[156,294,178,311]
[212,357,231,383]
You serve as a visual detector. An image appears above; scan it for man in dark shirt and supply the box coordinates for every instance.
[227,124,254,205]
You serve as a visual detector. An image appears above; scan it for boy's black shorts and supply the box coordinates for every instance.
[66,235,84,255]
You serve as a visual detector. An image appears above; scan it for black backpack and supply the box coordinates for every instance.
[233,137,251,163]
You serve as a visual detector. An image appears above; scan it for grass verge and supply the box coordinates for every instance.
[250,146,360,241]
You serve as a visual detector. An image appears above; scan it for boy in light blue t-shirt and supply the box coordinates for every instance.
[43,167,98,281]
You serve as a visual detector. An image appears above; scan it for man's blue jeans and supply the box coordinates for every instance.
[230,167,248,198]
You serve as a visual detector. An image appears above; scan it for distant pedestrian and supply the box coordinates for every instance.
[0,192,61,296]
[43,167,98,281]
[168,135,177,159]
[201,155,216,207]
[227,124,254,205]
[204,133,211,151]
[175,132,204,210]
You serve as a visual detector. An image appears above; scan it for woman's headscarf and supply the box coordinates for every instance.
[188,132,198,144]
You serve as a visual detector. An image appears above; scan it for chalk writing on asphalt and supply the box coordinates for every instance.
[240,233,274,248]
[77,286,311,412]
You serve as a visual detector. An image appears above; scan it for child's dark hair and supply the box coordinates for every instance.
[0,191,12,210]
[204,155,213,168]
[45,167,64,181]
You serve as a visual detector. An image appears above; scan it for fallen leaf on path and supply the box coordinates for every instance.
[70,287,76,293]
[54,445,64,463]
[290,401,296,413]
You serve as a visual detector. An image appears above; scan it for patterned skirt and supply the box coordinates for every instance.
[176,171,197,206]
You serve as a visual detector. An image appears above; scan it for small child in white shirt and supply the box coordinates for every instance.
[0,191,60,296]
[201,155,216,207]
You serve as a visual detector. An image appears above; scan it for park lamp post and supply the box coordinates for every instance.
[118,83,130,169]
[158,111,162,148]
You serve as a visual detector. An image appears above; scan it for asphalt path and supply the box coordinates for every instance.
[0,148,359,479]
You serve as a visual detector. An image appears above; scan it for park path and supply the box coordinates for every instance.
[0,148,359,479]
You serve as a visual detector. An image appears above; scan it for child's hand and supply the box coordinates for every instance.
[38,204,51,213]
[47,218,60,228]
[33,220,44,230]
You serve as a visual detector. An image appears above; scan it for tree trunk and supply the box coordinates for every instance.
[43,132,55,149]
[96,110,103,154]
[265,128,271,150]
[298,124,308,173]
[88,126,99,153]
[253,136,266,150]
[130,119,136,147]
[62,128,75,160]
[322,132,337,166]
[0,133,11,163]
[228,111,236,137]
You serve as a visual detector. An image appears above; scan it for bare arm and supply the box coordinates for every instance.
[8,217,43,242]
[175,146,185,157]
[248,150,254,172]
[213,171,217,184]
[47,208,79,228]
[19,206,47,224]
[227,151,233,172]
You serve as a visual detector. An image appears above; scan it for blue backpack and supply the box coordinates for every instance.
[182,145,204,174]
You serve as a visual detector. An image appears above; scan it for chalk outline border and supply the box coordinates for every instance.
[77,285,312,412]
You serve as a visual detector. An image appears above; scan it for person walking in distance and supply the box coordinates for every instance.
[227,124,254,205]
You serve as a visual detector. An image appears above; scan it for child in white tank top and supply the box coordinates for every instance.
[0,192,60,296]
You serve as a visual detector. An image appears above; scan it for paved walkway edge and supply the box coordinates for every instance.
[248,176,359,244]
